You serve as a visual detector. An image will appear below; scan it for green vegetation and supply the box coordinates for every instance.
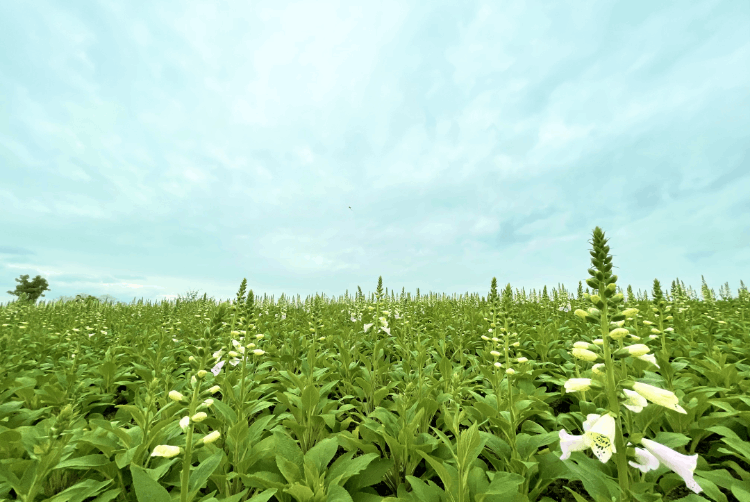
[0,227,748,502]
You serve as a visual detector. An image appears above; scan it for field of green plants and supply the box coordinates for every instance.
[1,227,749,502]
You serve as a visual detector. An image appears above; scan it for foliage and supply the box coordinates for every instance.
[7,274,50,304]
[0,228,748,502]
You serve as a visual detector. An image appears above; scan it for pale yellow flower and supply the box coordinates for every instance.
[572,348,598,362]
[152,445,181,458]
[202,430,221,445]
[168,390,184,402]
[632,382,686,413]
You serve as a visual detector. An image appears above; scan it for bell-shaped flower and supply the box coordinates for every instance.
[179,415,190,432]
[211,360,225,376]
[641,438,702,494]
[628,447,659,473]
[621,389,648,413]
[632,382,686,413]
[636,353,660,368]
[564,378,592,393]
[559,413,616,463]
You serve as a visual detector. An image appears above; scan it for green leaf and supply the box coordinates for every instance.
[188,449,224,494]
[302,383,320,414]
[305,436,339,474]
[344,457,394,492]
[130,464,172,502]
[46,479,113,502]
[417,451,458,496]
[211,398,238,423]
[278,455,303,484]
[405,475,444,502]
[484,471,525,496]
[246,488,278,502]
[327,484,355,502]
[285,483,314,502]
[328,453,379,487]
[54,454,111,470]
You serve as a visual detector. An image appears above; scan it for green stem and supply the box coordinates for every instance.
[181,382,200,502]
[601,304,629,500]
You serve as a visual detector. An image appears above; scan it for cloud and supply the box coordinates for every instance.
[0,0,747,304]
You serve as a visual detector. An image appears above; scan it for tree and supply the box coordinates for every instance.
[7,274,50,304]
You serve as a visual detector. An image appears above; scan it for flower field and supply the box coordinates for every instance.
[1,227,749,502]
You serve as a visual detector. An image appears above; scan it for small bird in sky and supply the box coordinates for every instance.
[348,206,352,211]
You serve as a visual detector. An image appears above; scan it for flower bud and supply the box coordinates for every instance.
[615,344,650,357]
[202,430,221,445]
[609,328,629,340]
[152,445,182,458]
[572,348,598,362]
[191,412,208,423]
[196,370,207,379]
[208,385,221,394]
[169,390,184,402]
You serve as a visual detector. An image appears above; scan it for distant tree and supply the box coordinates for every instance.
[7,274,50,304]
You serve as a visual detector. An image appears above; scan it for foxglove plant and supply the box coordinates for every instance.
[558,227,701,498]
[151,358,221,502]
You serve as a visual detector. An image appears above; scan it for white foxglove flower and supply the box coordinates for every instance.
[179,416,190,432]
[152,445,181,458]
[632,382,686,413]
[490,350,501,357]
[517,357,528,363]
[573,341,592,349]
[208,385,221,394]
[559,414,616,463]
[253,349,265,356]
[637,353,659,368]
[564,378,592,393]
[641,438,702,494]
[191,412,207,423]
[211,360,225,376]
[628,447,659,473]
[506,368,515,375]
[621,389,648,413]
[592,363,606,376]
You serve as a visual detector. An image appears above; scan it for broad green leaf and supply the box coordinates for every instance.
[305,436,338,474]
[188,449,224,494]
[130,464,172,502]
[328,453,378,487]
[54,454,111,470]
[327,483,355,502]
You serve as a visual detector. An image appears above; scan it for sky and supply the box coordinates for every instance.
[1,1,748,306]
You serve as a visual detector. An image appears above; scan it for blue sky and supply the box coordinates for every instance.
[1,1,748,306]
